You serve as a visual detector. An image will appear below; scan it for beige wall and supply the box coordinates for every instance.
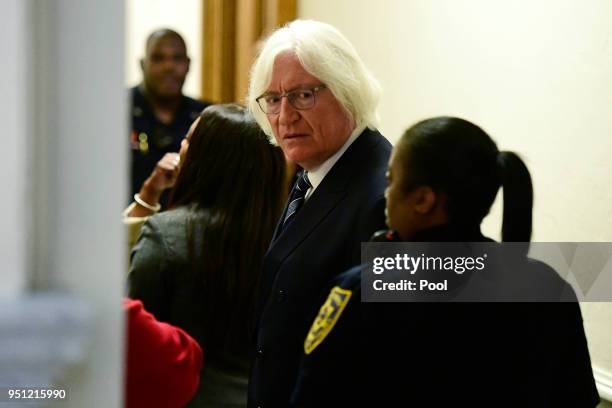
[125,0,202,98]
[299,0,612,400]
[299,0,612,242]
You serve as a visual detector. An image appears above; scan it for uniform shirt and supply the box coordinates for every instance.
[129,85,209,208]
[291,267,362,407]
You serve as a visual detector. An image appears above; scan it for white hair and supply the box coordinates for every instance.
[247,19,381,139]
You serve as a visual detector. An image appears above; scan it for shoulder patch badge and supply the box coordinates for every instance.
[304,286,352,355]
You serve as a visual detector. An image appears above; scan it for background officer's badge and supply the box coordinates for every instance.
[304,286,352,355]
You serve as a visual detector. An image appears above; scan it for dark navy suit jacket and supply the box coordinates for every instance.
[248,128,392,407]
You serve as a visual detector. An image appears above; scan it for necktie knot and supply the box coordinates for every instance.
[296,171,312,192]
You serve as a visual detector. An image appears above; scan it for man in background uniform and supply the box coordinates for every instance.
[130,28,209,208]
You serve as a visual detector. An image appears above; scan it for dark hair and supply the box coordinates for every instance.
[145,28,187,54]
[397,117,533,241]
[169,104,286,352]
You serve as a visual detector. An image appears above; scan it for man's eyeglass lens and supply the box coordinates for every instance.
[257,86,325,114]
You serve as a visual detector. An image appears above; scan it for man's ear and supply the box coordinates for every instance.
[186,57,191,73]
[140,58,145,73]
[412,186,437,214]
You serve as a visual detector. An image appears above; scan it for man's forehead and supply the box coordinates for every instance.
[147,35,186,55]
[268,52,320,90]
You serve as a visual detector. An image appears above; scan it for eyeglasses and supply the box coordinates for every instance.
[256,85,327,115]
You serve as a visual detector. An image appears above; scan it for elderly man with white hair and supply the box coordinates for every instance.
[247,20,391,407]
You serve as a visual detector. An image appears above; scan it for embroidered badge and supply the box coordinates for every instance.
[304,286,352,355]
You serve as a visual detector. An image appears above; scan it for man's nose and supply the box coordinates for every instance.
[160,57,177,71]
[278,97,299,126]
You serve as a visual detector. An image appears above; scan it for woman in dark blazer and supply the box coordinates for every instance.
[128,104,286,407]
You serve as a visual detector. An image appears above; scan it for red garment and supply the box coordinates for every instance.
[124,298,203,408]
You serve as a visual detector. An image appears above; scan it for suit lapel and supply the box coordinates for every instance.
[271,192,291,243]
[269,189,347,263]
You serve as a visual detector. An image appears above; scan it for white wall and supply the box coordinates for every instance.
[0,0,29,296]
[299,0,612,243]
[37,1,127,406]
[125,0,203,98]
[299,0,612,401]
[0,0,126,405]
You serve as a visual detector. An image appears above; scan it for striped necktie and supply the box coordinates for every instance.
[282,171,312,231]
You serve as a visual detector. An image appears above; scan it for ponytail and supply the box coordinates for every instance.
[497,151,533,242]
[400,117,535,243]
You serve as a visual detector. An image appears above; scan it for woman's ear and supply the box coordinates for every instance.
[412,186,438,214]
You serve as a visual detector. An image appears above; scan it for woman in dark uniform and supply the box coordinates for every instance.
[291,117,600,407]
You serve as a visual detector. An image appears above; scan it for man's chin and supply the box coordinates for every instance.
[288,157,320,172]
[284,150,329,172]
[151,85,182,100]
[161,90,182,99]
[284,150,309,169]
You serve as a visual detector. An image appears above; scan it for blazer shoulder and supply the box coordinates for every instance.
[356,130,391,172]
[353,128,392,159]
[143,206,193,258]
[147,206,190,228]
[333,265,363,291]
[345,130,391,194]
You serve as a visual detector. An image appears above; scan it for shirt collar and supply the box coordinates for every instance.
[305,124,366,199]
